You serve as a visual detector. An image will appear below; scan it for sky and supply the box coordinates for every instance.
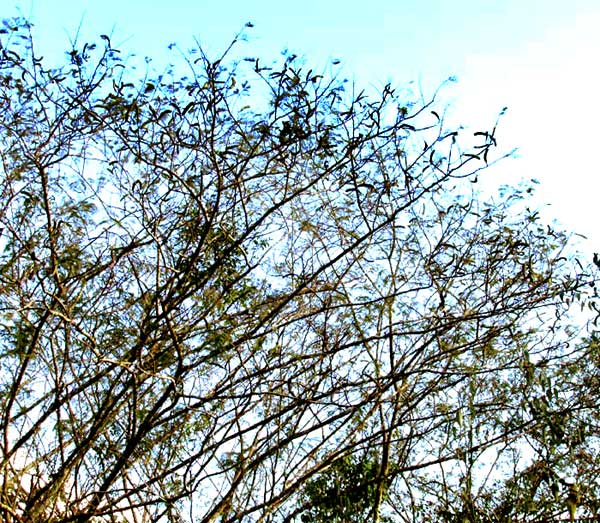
[7,0,600,251]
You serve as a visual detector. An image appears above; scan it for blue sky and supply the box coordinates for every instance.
[9,0,600,249]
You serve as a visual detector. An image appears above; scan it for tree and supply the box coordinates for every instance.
[419,329,600,523]
[0,16,593,523]
[294,451,390,523]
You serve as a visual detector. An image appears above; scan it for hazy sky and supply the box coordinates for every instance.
[8,0,600,249]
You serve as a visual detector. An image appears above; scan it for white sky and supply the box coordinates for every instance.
[9,0,600,251]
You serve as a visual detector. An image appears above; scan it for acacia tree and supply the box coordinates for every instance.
[0,17,593,523]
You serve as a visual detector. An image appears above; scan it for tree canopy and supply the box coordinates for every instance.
[0,17,598,523]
